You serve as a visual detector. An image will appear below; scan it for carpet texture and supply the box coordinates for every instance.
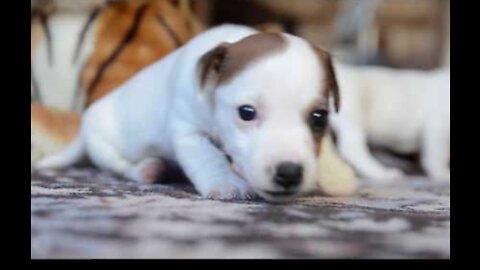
[31,168,449,259]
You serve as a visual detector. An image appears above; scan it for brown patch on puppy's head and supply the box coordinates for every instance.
[312,45,340,113]
[198,32,287,96]
[254,23,284,34]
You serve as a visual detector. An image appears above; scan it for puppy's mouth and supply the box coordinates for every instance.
[257,189,301,203]
[262,190,297,196]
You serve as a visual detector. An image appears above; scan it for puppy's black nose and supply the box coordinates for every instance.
[274,162,303,189]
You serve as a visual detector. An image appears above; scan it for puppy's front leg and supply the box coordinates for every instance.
[421,122,450,182]
[174,132,256,200]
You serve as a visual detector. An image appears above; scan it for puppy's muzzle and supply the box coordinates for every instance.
[273,162,303,189]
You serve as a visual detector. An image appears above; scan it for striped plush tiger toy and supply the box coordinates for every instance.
[31,0,203,165]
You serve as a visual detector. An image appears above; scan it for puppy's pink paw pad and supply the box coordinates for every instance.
[139,159,165,184]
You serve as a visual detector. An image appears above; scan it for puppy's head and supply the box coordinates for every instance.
[197,32,340,202]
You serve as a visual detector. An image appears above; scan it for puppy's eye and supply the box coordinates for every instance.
[238,105,256,121]
[309,109,328,130]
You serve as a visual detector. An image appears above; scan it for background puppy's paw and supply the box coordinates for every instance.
[428,169,450,183]
[317,156,358,196]
[317,132,358,196]
[367,167,405,183]
[318,174,358,197]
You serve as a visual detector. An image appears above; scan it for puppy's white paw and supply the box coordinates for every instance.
[318,174,358,197]
[428,169,450,182]
[200,177,257,201]
[368,167,405,183]
[317,157,358,196]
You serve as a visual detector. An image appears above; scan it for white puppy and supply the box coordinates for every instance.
[35,25,342,202]
[330,62,450,182]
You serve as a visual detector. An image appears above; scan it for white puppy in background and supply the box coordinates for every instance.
[35,24,351,202]
[330,62,450,182]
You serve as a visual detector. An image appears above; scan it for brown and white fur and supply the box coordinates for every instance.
[35,24,356,202]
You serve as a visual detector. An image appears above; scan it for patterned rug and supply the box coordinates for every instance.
[31,168,449,259]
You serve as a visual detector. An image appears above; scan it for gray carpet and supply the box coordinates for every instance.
[31,168,449,259]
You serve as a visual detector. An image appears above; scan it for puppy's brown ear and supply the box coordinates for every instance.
[197,42,231,95]
[254,23,284,34]
[312,45,340,113]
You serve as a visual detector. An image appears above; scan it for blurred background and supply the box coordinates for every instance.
[195,0,450,69]
[32,0,450,71]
